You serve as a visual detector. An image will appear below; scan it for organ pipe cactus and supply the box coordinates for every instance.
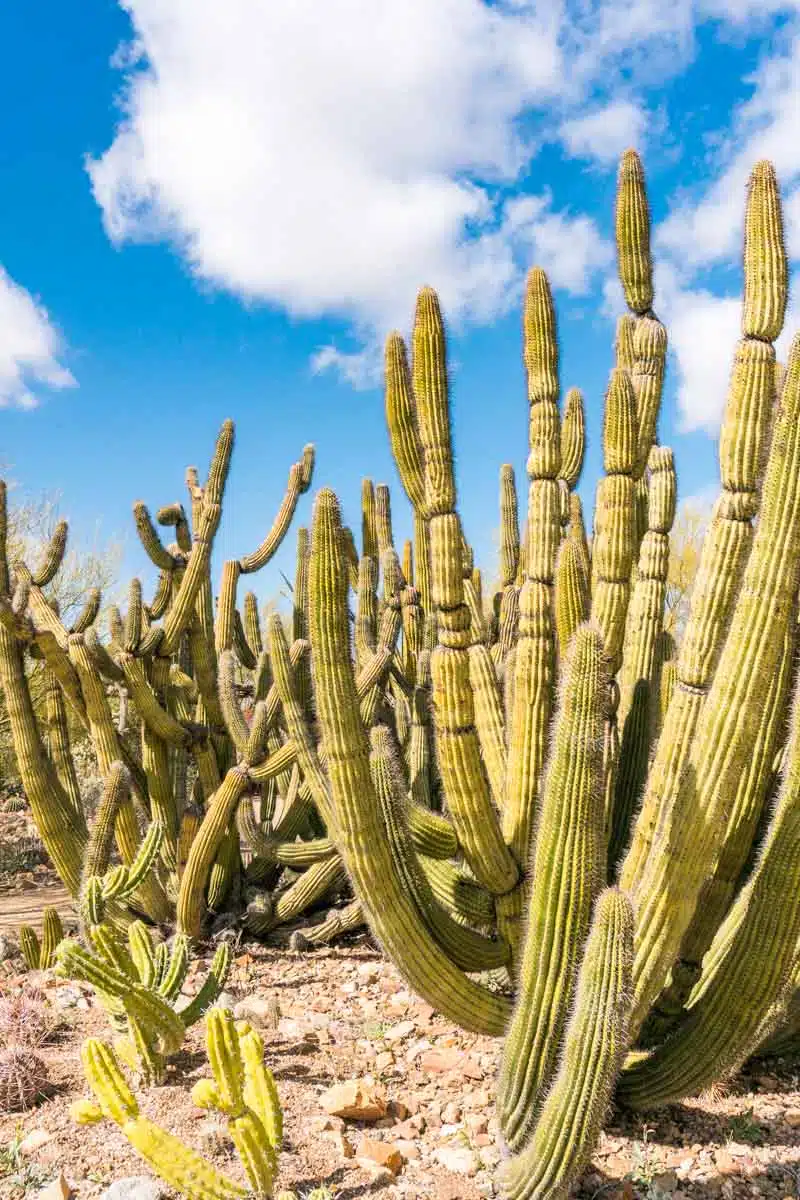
[296,150,800,1200]
[0,410,358,948]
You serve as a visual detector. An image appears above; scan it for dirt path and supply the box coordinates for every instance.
[0,884,73,933]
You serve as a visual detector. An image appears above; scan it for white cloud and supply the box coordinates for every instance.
[0,267,75,410]
[560,101,647,164]
[91,0,800,397]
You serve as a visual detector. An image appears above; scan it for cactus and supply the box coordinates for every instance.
[17,906,65,970]
[0,411,364,949]
[72,1007,283,1198]
[55,923,230,1084]
[296,150,800,1200]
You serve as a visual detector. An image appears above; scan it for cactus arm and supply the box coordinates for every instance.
[625,331,800,1034]
[176,768,250,938]
[177,943,232,1028]
[40,906,64,970]
[161,421,234,657]
[237,447,314,574]
[504,267,562,864]
[498,625,608,1150]
[500,889,634,1200]
[618,655,800,1107]
[309,487,512,1034]
[79,1039,247,1200]
[608,446,676,870]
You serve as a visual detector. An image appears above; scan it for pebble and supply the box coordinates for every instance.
[232,994,280,1031]
[99,1179,165,1200]
[434,1145,480,1176]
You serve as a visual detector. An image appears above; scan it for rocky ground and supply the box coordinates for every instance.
[2,805,800,1200]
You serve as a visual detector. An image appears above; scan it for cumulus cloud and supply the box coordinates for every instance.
[0,267,75,410]
[560,102,647,164]
[91,0,800,400]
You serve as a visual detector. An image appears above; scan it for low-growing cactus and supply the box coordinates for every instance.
[0,1045,50,1112]
[72,1007,283,1199]
[55,921,231,1084]
[17,905,64,970]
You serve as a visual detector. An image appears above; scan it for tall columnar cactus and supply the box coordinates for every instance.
[296,150,800,1200]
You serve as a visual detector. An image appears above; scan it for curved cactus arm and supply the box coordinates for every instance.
[309,487,512,1035]
[271,856,347,929]
[158,933,190,1001]
[369,724,510,972]
[176,768,250,939]
[618,651,800,1108]
[500,889,634,1200]
[406,803,458,860]
[298,899,365,947]
[176,943,232,1029]
[160,421,234,658]
[498,624,608,1151]
[243,591,263,657]
[69,586,102,635]
[231,608,257,669]
[30,519,68,587]
[238,447,315,575]
[133,501,177,571]
[157,500,192,553]
[620,164,790,1034]
[120,654,191,748]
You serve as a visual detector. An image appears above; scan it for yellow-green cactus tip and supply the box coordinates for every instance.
[70,1099,104,1125]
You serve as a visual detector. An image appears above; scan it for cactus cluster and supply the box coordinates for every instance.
[5,149,800,1200]
[0,424,360,945]
[294,151,800,1197]
[73,1006,283,1198]
[55,920,230,1084]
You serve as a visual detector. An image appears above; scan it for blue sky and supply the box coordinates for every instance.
[2,1,799,606]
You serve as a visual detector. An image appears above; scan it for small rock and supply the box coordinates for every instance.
[100,1178,165,1200]
[357,964,380,984]
[420,1048,464,1074]
[319,1079,387,1122]
[653,1171,679,1194]
[36,1173,73,1200]
[233,994,280,1031]
[715,1149,738,1176]
[375,1050,395,1072]
[395,1139,420,1161]
[435,1145,480,1176]
[442,1101,462,1124]
[356,1138,404,1175]
[323,1131,355,1159]
[19,1130,54,1156]
[784,1107,800,1128]
[466,1114,489,1136]
[52,985,82,1011]
[385,1020,416,1043]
